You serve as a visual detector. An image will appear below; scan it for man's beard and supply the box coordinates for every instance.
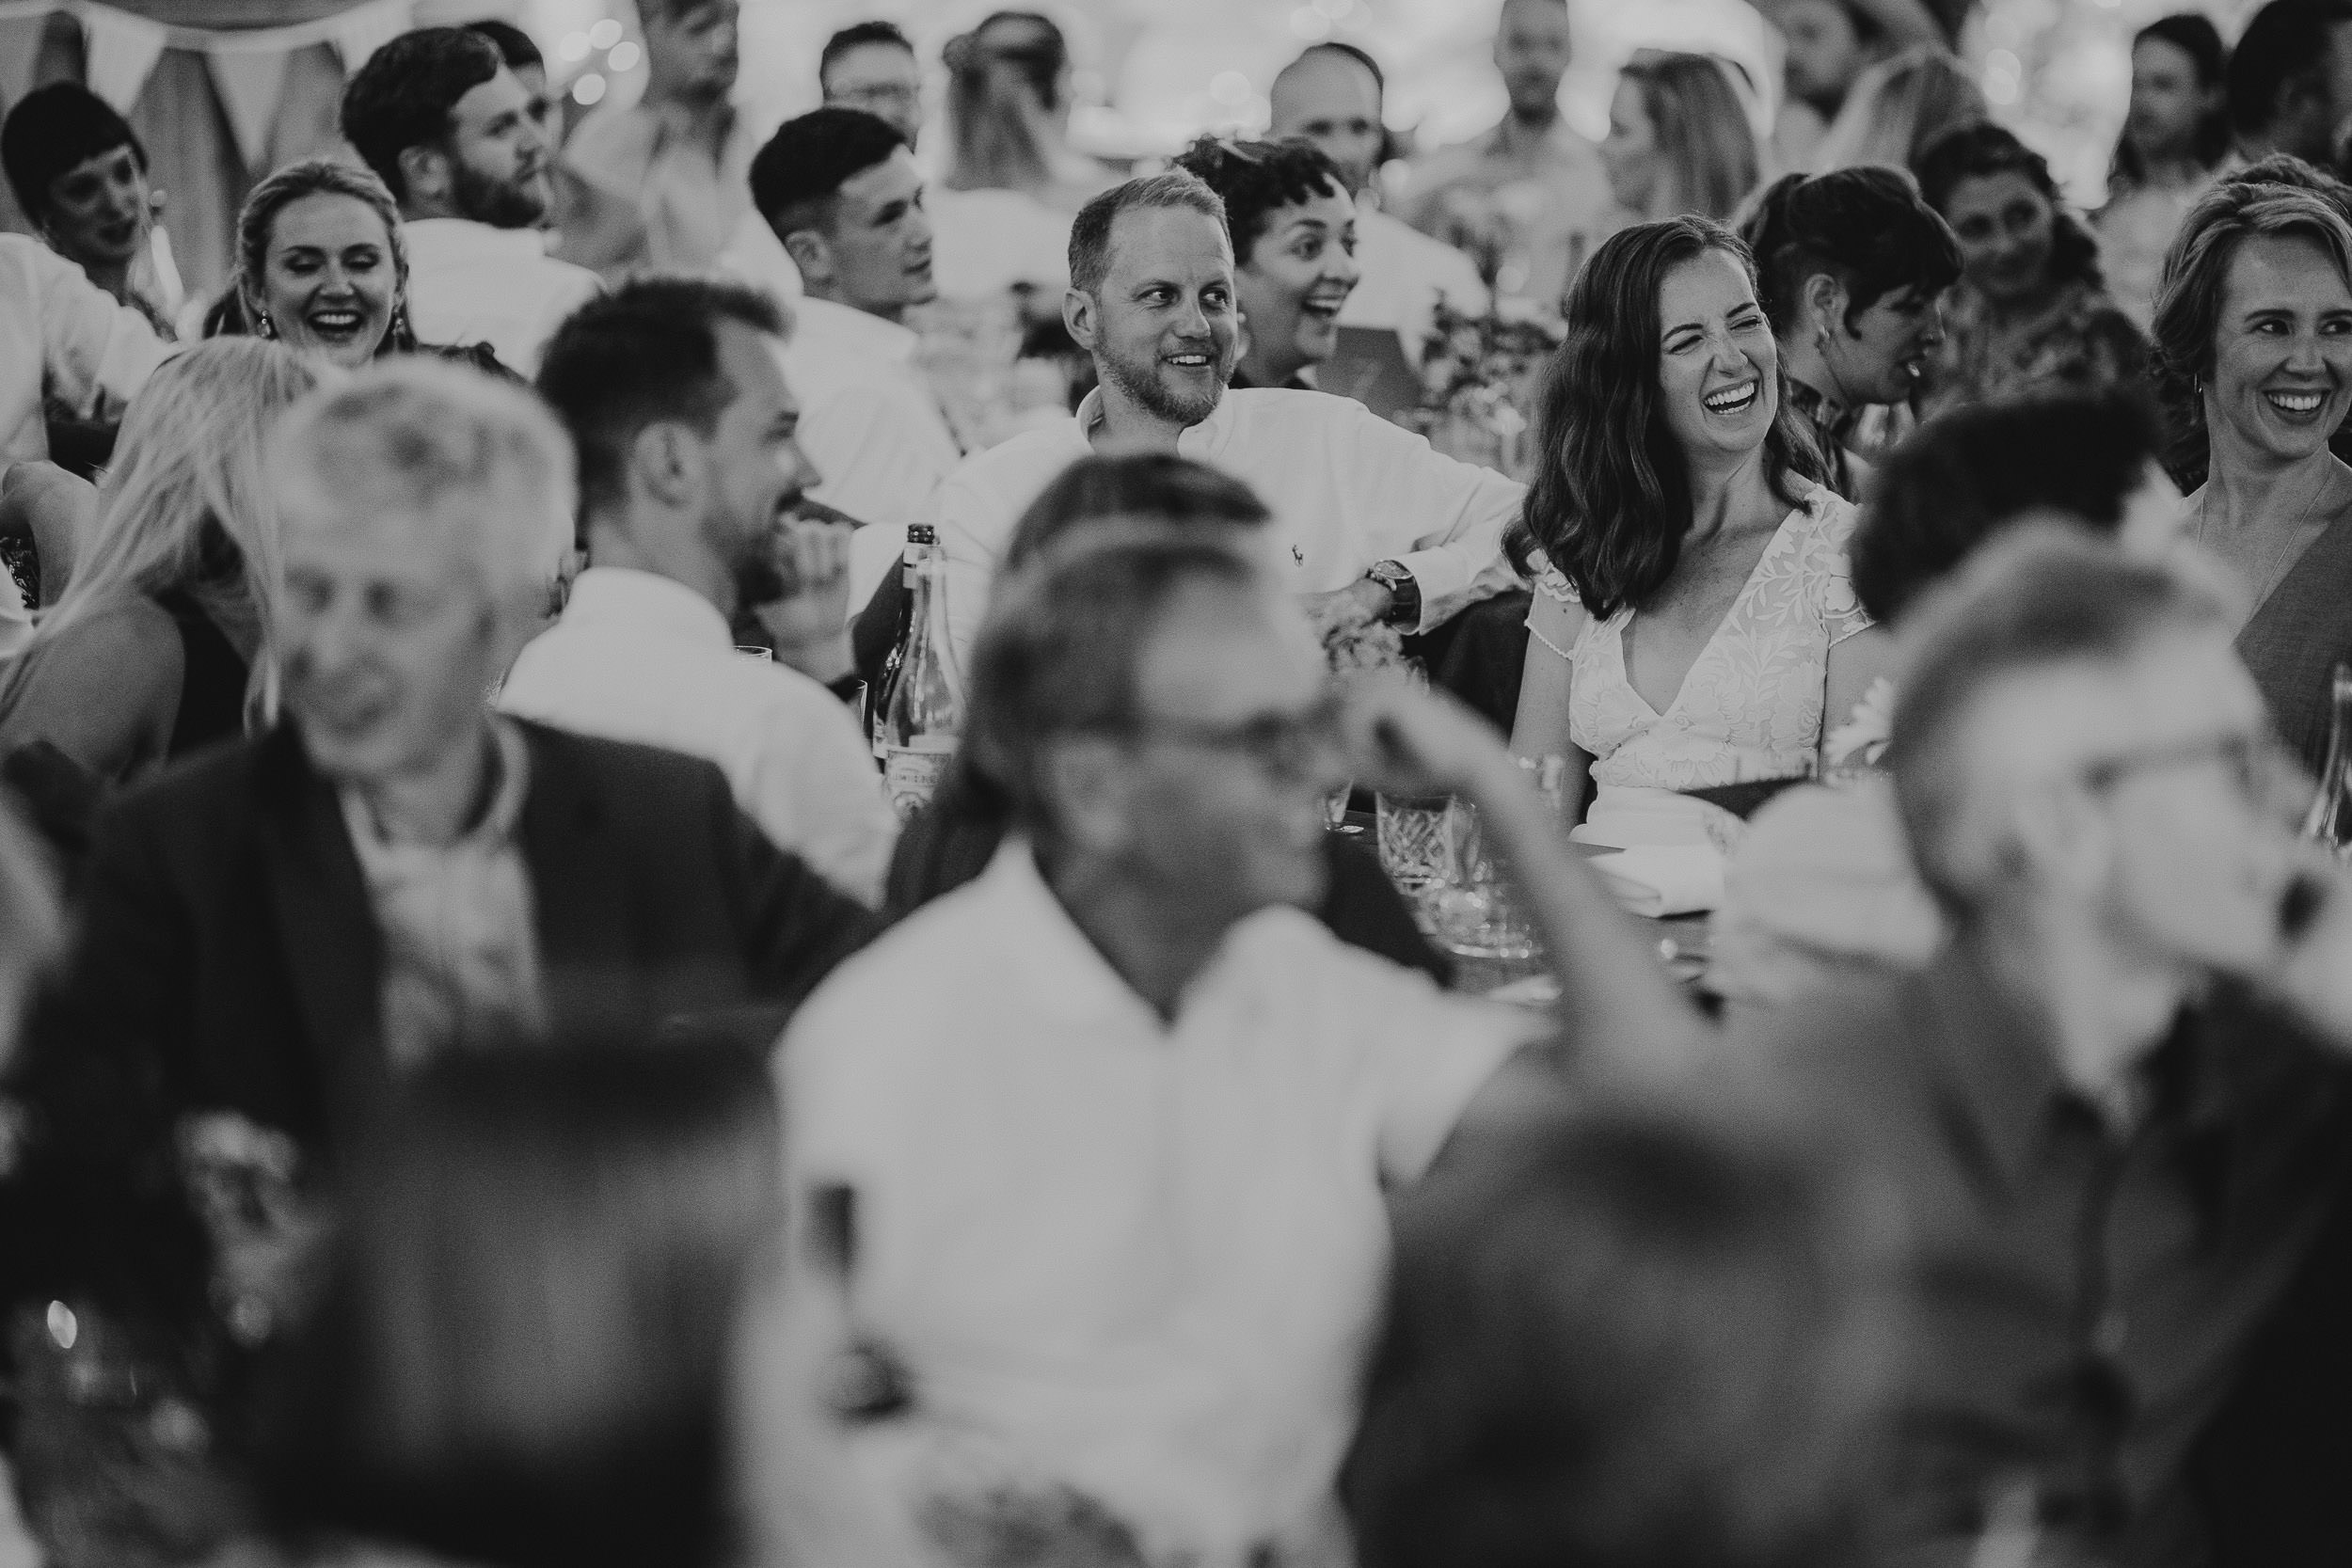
[719,505,797,612]
[452,155,549,230]
[1099,338,1229,427]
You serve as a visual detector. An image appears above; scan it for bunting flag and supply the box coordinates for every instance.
[0,0,423,170]
[78,2,167,112]
[206,47,294,170]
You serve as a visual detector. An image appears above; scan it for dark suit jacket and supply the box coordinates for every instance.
[18,721,879,1163]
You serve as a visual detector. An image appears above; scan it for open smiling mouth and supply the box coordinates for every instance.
[307,307,367,338]
[1703,379,1760,416]
[2267,388,2328,417]
[1167,351,1216,371]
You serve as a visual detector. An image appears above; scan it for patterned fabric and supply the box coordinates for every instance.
[1533,484,1871,793]
[1784,377,1860,501]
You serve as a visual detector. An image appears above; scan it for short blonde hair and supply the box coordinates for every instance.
[272,357,576,603]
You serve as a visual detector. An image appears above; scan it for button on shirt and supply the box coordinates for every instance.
[499,567,897,906]
[400,218,602,375]
[782,841,1537,1566]
[928,385,1525,671]
[0,232,167,466]
[780,295,962,534]
[1734,945,2352,1563]
[340,718,544,1070]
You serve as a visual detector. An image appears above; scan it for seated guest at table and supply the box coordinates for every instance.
[1733,529,2352,1567]
[2095,14,2233,330]
[12,359,878,1167]
[749,108,963,592]
[1711,393,2184,1015]
[928,11,1104,306]
[1597,53,1762,232]
[1509,216,1891,851]
[340,26,600,374]
[508,278,898,906]
[930,171,1523,673]
[466,19,653,283]
[2222,0,2352,170]
[225,158,513,378]
[1346,1096,1897,1568]
[2156,178,2352,774]
[0,340,320,804]
[1270,42,1489,360]
[1,83,180,335]
[1172,135,1361,392]
[781,527,1694,1567]
[884,451,1447,983]
[251,1043,779,1568]
[819,20,926,146]
[1740,165,1961,499]
[1914,122,2149,420]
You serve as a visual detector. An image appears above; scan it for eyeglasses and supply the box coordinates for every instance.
[2077,730,2305,812]
[836,83,920,105]
[1089,692,1346,781]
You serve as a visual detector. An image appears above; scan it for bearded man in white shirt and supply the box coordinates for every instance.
[751,107,964,605]
[1269,41,1490,360]
[503,277,898,906]
[779,526,1697,1568]
[928,169,1523,673]
[341,26,601,374]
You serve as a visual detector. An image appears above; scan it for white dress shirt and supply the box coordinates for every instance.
[928,384,1524,669]
[0,232,167,466]
[781,840,1535,1567]
[1338,206,1490,359]
[498,567,897,905]
[779,295,964,608]
[400,218,602,375]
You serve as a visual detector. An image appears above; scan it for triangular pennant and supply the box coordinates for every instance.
[78,2,168,115]
[327,0,414,75]
[206,46,292,171]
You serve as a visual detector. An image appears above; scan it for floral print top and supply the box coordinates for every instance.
[1530,483,1872,791]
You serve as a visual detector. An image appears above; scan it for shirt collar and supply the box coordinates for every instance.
[1072,386,1230,452]
[789,294,919,361]
[974,838,1167,1031]
[555,566,733,651]
[401,217,552,261]
[340,714,532,858]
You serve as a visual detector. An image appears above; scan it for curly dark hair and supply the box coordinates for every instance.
[1510,216,1824,620]
[1740,166,1961,334]
[1173,135,1349,263]
[1915,121,2105,294]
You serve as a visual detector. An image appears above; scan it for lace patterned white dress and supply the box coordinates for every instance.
[1529,483,1873,850]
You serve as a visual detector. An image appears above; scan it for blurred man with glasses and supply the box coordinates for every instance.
[781,527,1693,1566]
[1732,527,2352,1566]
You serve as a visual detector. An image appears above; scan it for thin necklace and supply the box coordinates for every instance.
[2195,457,2342,599]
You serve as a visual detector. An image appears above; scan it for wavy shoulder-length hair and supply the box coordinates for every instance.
[1511,216,1823,621]
[2150,177,2352,486]
[0,337,320,723]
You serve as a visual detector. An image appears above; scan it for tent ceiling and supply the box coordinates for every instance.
[96,0,375,25]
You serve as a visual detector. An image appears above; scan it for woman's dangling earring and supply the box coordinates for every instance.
[255,309,274,340]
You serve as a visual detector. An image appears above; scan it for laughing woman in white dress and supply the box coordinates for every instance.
[1509,216,1893,851]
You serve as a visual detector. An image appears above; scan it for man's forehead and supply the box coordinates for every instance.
[285,502,465,578]
[1136,579,1320,717]
[1966,631,2261,774]
[718,319,796,412]
[1105,205,1232,284]
[453,68,527,125]
[841,149,920,211]
[833,40,916,81]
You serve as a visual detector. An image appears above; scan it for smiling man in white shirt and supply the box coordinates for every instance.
[341,26,601,375]
[926,169,1523,672]
[751,107,964,604]
[504,277,897,906]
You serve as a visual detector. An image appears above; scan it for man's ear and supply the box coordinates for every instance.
[1064,287,1099,355]
[781,228,832,289]
[1802,270,1848,339]
[630,421,702,511]
[397,143,450,209]
[1041,736,1132,858]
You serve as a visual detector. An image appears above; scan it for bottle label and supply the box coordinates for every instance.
[883,737,956,818]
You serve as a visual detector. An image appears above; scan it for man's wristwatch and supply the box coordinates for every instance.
[1365,560,1420,628]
